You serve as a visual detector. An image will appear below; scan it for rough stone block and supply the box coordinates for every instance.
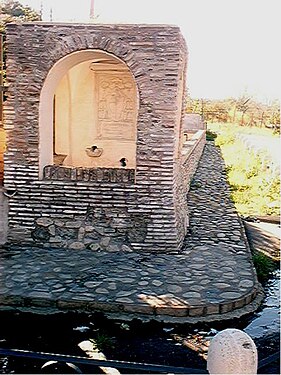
[219,302,233,314]
[206,304,220,315]
[123,303,154,315]
[69,242,86,250]
[188,306,205,317]
[233,298,246,310]
[155,305,188,317]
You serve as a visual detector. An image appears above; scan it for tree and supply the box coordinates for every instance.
[0,0,40,33]
[236,95,251,126]
[185,95,280,132]
[0,0,40,59]
[268,100,280,132]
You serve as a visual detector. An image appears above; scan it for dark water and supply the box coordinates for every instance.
[245,270,280,339]
[0,271,280,374]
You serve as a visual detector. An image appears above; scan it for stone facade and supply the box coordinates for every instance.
[4,23,205,252]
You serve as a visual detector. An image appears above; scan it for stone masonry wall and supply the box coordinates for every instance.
[172,47,188,250]
[4,23,194,252]
[181,131,206,195]
[174,131,206,243]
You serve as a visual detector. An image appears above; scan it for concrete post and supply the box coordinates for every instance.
[207,329,258,374]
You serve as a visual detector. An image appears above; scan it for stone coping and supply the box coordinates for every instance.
[15,22,181,28]
[182,130,206,164]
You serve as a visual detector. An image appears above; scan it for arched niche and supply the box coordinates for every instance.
[39,50,139,178]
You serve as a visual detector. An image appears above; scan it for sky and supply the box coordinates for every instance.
[18,0,280,103]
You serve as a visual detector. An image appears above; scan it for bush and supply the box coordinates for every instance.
[206,130,217,141]
[90,333,116,351]
[215,136,280,216]
[207,122,280,216]
[252,252,277,283]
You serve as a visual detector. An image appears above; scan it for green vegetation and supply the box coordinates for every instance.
[208,123,280,217]
[90,333,116,351]
[252,252,277,283]
[208,122,280,138]
[205,130,217,141]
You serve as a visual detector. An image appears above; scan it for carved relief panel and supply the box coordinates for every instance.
[95,72,137,141]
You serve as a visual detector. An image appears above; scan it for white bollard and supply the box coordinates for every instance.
[207,328,258,374]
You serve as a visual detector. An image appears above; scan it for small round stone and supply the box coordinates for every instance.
[220,292,241,299]
[182,292,201,298]
[95,288,109,294]
[213,283,232,289]
[152,280,163,287]
[238,279,254,288]
[116,297,134,304]
[84,281,101,288]
[167,285,182,293]
[138,281,149,286]
[116,291,134,297]
[108,282,117,290]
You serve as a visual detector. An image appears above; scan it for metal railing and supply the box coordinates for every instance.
[0,347,279,374]
[0,348,208,374]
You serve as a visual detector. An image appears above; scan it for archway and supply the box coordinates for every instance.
[39,50,138,178]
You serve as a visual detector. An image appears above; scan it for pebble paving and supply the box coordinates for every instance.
[0,142,261,322]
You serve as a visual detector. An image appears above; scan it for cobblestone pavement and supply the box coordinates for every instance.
[0,143,262,323]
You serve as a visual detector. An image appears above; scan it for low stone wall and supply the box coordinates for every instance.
[0,128,5,181]
[173,130,206,240]
[181,130,206,194]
